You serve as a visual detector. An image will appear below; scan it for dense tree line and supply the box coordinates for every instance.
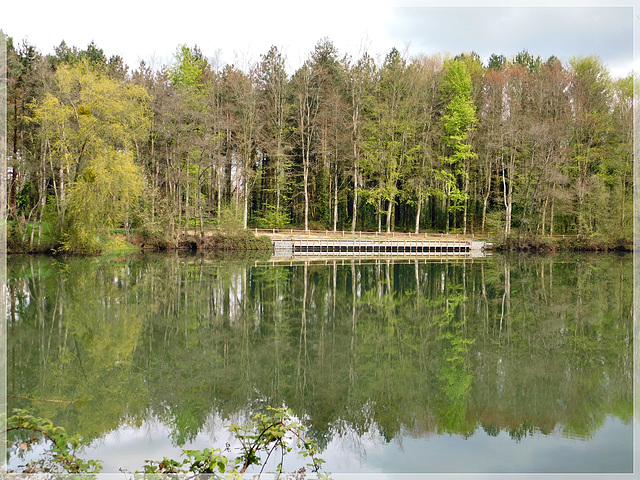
[5,36,633,252]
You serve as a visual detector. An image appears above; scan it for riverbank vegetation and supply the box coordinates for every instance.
[5,35,633,253]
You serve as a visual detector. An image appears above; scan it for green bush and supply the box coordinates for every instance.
[144,407,328,478]
[256,205,291,229]
[4,409,102,474]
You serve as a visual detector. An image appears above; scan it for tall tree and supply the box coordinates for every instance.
[568,56,613,236]
[409,54,442,233]
[309,39,349,231]
[607,74,633,238]
[291,61,319,231]
[6,38,41,221]
[439,58,478,233]
[257,46,291,228]
[361,48,419,233]
[30,59,149,252]
[225,64,261,229]
[344,52,375,232]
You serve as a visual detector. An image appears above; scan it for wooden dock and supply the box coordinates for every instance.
[266,234,490,258]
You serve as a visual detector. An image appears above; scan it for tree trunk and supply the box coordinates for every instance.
[333,171,338,232]
[541,194,548,236]
[151,136,156,220]
[386,195,394,233]
[415,192,422,234]
[445,194,450,234]
[351,160,358,233]
[304,162,309,231]
[276,153,281,223]
[184,157,190,236]
[463,165,470,235]
[502,156,514,236]
[177,182,182,239]
[243,180,249,229]
[550,193,555,237]
[198,166,204,238]
[481,195,489,234]
[217,159,222,225]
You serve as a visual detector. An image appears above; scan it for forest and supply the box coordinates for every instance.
[4,36,634,253]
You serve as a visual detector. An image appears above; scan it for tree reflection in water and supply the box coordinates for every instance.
[6,252,633,471]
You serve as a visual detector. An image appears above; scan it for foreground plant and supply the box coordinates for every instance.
[142,407,329,479]
[4,407,328,479]
[4,408,102,475]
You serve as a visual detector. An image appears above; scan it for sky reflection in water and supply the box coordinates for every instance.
[82,415,632,474]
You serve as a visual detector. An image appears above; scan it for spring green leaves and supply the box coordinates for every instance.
[143,407,327,478]
[29,60,149,253]
[5,409,103,474]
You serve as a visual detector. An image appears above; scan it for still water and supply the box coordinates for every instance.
[6,252,634,475]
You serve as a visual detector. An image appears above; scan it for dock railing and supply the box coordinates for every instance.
[253,227,493,241]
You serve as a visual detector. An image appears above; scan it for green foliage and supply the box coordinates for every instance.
[59,220,102,254]
[28,59,150,254]
[142,407,326,478]
[200,230,273,251]
[7,34,636,248]
[98,234,140,256]
[216,206,247,234]
[77,41,106,67]
[257,205,292,229]
[62,149,144,253]
[359,48,421,231]
[5,409,102,474]
[439,58,478,223]
[169,44,208,90]
[440,59,477,152]
[16,180,37,215]
[569,55,611,112]
[5,407,327,478]
[487,53,506,70]
[514,49,542,72]
[143,447,228,476]
[230,407,326,475]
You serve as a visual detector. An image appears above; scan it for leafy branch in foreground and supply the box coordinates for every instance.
[4,407,328,479]
[4,408,103,475]
[142,407,328,479]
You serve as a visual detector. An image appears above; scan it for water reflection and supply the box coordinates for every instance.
[6,253,633,473]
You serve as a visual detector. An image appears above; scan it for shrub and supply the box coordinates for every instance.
[4,409,102,475]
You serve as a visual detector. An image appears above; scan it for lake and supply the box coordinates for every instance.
[6,251,634,476]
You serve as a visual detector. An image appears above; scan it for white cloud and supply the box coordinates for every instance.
[387,3,634,75]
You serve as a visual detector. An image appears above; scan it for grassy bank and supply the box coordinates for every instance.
[494,234,633,253]
[10,220,630,256]
[7,220,273,256]
[127,229,273,253]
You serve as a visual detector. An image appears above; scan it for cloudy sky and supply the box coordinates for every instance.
[1,0,637,76]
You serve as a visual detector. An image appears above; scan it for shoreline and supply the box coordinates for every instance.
[6,229,633,255]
